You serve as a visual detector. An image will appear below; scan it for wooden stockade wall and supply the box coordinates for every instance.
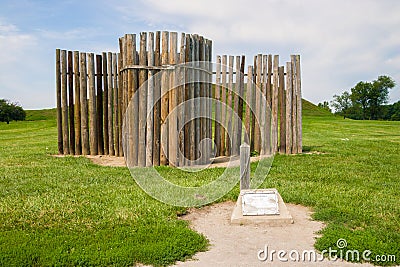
[119,32,213,167]
[214,54,302,156]
[56,31,302,167]
[56,49,121,157]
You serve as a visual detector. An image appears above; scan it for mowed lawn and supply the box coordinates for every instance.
[0,102,399,266]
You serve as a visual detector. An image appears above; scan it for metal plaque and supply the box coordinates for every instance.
[241,190,279,216]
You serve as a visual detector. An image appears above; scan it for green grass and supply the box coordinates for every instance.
[0,105,399,266]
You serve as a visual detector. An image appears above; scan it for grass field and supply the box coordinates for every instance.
[0,100,399,266]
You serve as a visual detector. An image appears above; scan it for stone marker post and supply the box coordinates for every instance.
[240,143,250,191]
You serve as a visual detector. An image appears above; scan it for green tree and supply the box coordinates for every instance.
[318,101,331,112]
[350,76,395,119]
[331,91,352,118]
[0,99,26,124]
[369,76,395,119]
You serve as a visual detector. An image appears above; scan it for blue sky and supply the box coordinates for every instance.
[1,0,399,109]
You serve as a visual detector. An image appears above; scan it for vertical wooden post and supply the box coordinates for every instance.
[207,40,213,162]
[184,35,193,163]
[193,35,200,160]
[220,55,227,156]
[68,51,75,155]
[61,50,70,154]
[278,66,286,153]
[189,35,196,163]
[240,143,250,191]
[146,32,155,166]
[254,54,262,154]
[80,53,90,155]
[232,56,241,156]
[153,31,161,165]
[295,55,302,154]
[178,33,186,166]
[271,55,279,153]
[290,55,298,154]
[285,61,293,154]
[168,32,178,166]
[102,52,109,155]
[245,65,253,145]
[266,54,272,155]
[214,55,221,156]
[96,54,104,155]
[88,53,98,155]
[160,31,169,165]
[56,49,63,154]
[138,32,148,167]
[250,56,257,152]
[226,55,234,156]
[260,55,268,155]
[125,34,138,166]
[238,55,245,148]
[113,53,119,156]
[73,51,81,155]
[199,36,207,164]
[107,52,114,156]
[117,52,123,156]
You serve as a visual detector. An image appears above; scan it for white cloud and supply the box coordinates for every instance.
[114,0,400,103]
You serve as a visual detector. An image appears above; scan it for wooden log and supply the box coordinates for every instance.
[146,32,155,166]
[295,55,302,154]
[112,53,118,156]
[254,54,262,154]
[153,31,161,166]
[68,51,75,155]
[266,54,272,154]
[55,49,63,154]
[138,32,148,167]
[96,54,104,155]
[117,52,123,156]
[207,40,213,162]
[88,53,98,155]
[80,52,90,155]
[132,35,139,162]
[285,61,293,154]
[61,50,69,154]
[214,55,222,156]
[271,55,279,153]
[107,52,114,156]
[278,66,286,153]
[199,36,207,164]
[126,34,138,166]
[232,56,241,155]
[290,55,298,154]
[184,34,192,162]
[188,35,196,163]
[244,65,253,145]
[73,51,81,155]
[237,55,245,148]
[168,32,178,166]
[260,55,268,155]
[220,55,227,156]
[193,35,200,160]
[102,52,109,155]
[178,33,186,166]
[240,143,250,191]
[225,55,234,156]
[250,56,257,152]
[160,31,169,165]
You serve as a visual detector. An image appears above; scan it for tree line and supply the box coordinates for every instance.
[327,75,399,120]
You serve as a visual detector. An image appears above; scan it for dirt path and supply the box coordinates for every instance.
[174,202,374,267]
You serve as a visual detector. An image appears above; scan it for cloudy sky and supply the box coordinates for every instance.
[0,0,399,109]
